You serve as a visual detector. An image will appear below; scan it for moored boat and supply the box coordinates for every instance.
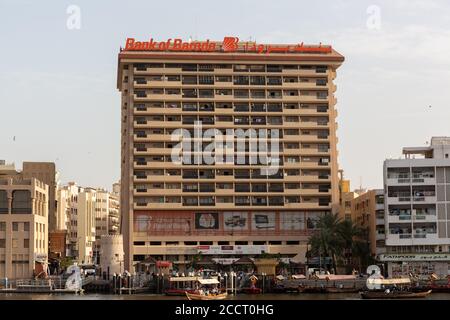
[240,287,262,294]
[360,289,432,299]
[326,287,360,293]
[362,276,432,299]
[186,292,228,300]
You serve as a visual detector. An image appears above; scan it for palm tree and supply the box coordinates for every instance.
[308,213,344,274]
[337,219,371,272]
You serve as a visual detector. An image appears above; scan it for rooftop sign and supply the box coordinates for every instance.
[123,36,332,54]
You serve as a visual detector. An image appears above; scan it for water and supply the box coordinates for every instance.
[1,293,449,300]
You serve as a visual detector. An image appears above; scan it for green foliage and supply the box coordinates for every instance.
[308,213,372,273]
[60,257,74,270]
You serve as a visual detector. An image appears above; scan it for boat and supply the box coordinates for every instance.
[361,276,431,299]
[186,291,228,300]
[165,288,197,296]
[326,287,360,293]
[240,287,262,294]
[360,289,432,299]
[166,276,205,296]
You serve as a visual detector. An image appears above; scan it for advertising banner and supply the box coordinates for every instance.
[195,212,219,229]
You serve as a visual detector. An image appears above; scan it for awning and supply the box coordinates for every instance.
[232,257,255,265]
[156,261,172,268]
[276,275,285,281]
[290,253,306,264]
[314,274,357,280]
[291,274,306,279]
[367,278,411,285]
[198,278,220,285]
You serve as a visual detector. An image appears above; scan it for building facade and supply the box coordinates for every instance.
[351,189,386,257]
[382,137,450,277]
[57,183,121,264]
[117,37,344,271]
[0,175,49,279]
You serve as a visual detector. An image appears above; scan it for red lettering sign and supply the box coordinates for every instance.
[123,36,332,54]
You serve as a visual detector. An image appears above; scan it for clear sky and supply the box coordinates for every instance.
[1,0,450,191]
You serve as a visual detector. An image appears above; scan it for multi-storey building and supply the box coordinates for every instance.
[93,189,120,263]
[0,173,49,279]
[58,183,121,264]
[381,137,450,277]
[351,189,386,257]
[117,37,344,271]
[77,188,97,264]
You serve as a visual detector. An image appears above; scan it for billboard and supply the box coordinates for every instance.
[134,212,192,233]
[280,212,305,230]
[195,212,219,230]
[198,245,268,255]
[251,212,276,230]
[223,212,249,231]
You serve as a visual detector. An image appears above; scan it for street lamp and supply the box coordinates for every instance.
[262,272,266,294]
[224,273,228,293]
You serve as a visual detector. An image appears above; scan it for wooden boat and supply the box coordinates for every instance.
[240,287,262,294]
[165,288,197,296]
[186,291,228,300]
[326,287,360,293]
[360,289,432,299]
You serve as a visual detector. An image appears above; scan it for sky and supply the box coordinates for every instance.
[1,0,450,191]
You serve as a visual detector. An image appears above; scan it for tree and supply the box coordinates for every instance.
[308,213,344,274]
[308,213,373,274]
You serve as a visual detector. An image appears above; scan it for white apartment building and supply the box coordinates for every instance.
[77,188,97,264]
[381,137,450,277]
[57,183,121,264]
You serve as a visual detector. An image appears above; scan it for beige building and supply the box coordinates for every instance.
[351,189,386,257]
[117,37,344,271]
[0,173,49,279]
[93,189,120,263]
[58,183,121,264]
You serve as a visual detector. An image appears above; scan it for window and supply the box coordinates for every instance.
[24,239,29,248]
[12,190,32,214]
[12,239,18,248]
[0,239,5,248]
[0,222,5,231]
[0,190,7,213]
[12,222,19,231]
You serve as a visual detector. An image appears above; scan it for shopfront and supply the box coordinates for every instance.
[379,253,450,278]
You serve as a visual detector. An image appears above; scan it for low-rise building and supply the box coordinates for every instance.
[0,175,49,279]
[351,189,386,257]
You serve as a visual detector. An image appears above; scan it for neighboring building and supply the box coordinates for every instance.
[382,137,450,277]
[77,188,97,264]
[57,183,121,264]
[0,174,49,280]
[117,37,345,271]
[351,189,386,256]
[93,189,120,263]
[21,162,57,230]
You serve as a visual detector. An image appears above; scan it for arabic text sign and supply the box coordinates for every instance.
[379,254,450,262]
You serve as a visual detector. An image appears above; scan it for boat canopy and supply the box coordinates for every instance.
[367,278,411,285]
[198,278,220,285]
[314,274,356,280]
[169,276,198,282]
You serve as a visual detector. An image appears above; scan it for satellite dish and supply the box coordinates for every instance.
[366,265,381,276]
